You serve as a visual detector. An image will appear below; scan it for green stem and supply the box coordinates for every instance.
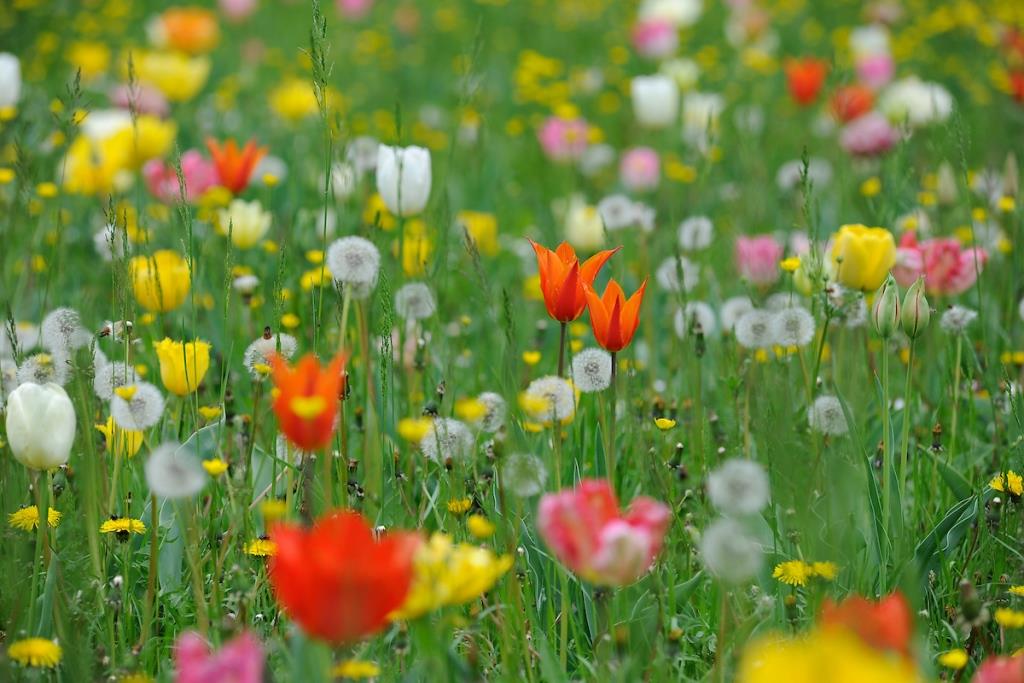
[950,335,962,463]
[180,502,210,636]
[27,470,48,634]
[557,321,567,378]
[880,344,892,589]
[607,352,618,487]
[898,342,915,517]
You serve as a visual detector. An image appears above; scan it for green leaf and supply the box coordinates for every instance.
[914,496,979,576]
[935,457,974,501]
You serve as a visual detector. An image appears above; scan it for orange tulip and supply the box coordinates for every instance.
[271,353,346,452]
[584,278,647,353]
[159,7,220,54]
[206,138,267,194]
[529,240,619,323]
[784,57,828,106]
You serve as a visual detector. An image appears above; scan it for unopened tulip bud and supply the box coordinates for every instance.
[871,275,900,338]
[6,382,76,470]
[901,276,930,339]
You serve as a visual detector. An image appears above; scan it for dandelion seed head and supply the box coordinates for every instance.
[420,417,474,462]
[41,307,90,356]
[765,292,798,311]
[571,348,612,393]
[707,458,770,516]
[145,442,208,499]
[476,391,507,433]
[326,236,381,287]
[1,322,40,358]
[678,215,714,251]
[233,274,260,295]
[770,307,815,347]
[673,301,717,338]
[243,332,298,378]
[394,282,437,321]
[522,375,576,423]
[720,296,755,332]
[597,194,640,231]
[502,452,547,497]
[110,381,165,430]
[700,517,763,584]
[940,305,978,334]
[17,352,70,387]
[654,255,699,293]
[734,309,775,349]
[808,395,849,436]
[93,361,139,401]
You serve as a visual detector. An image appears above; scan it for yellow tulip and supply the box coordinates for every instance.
[154,338,211,396]
[95,416,144,458]
[130,50,210,102]
[456,211,499,256]
[830,224,896,291]
[130,250,191,313]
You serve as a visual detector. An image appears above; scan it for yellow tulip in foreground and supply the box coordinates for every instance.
[830,224,896,291]
[154,338,211,395]
[130,250,191,313]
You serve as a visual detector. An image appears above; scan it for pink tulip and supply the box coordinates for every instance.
[892,232,987,296]
[856,54,894,90]
[538,479,670,586]
[973,656,1024,683]
[109,84,169,118]
[734,235,784,287]
[620,147,660,193]
[219,0,258,22]
[537,116,589,163]
[336,0,373,19]
[840,112,900,157]
[631,19,678,60]
[143,150,219,204]
[175,631,264,683]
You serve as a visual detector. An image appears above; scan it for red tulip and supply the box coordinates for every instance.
[583,278,647,353]
[831,84,875,122]
[269,512,419,645]
[820,591,913,656]
[529,240,619,323]
[271,353,346,452]
[785,57,828,106]
[206,138,266,194]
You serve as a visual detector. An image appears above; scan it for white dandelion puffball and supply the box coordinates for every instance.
[678,216,714,251]
[93,361,139,401]
[243,332,298,377]
[111,381,165,430]
[476,392,507,433]
[720,296,755,332]
[522,375,576,423]
[734,310,775,349]
[145,442,208,499]
[394,282,437,321]
[808,395,849,436]
[707,459,770,516]
[420,417,474,462]
[770,307,816,347]
[655,255,699,293]
[17,353,70,387]
[1,322,40,357]
[673,302,717,339]
[502,452,548,498]
[326,236,381,287]
[940,306,978,335]
[597,194,639,231]
[571,348,612,393]
[41,307,90,356]
[765,292,797,311]
[700,517,764,584]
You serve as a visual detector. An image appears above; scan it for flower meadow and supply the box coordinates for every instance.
[4,0,1024,680]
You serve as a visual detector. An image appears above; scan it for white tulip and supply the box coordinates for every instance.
[376,145,431,217]
[6,382,76,470]
[631,75,679,130]
[218,199,272,249]
[879,77,953,128]
[564,196,605,252]
[0,53,21,110]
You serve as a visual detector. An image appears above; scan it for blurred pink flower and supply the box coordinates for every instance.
[144,150,219,204]
[735,235,783,286]
[109,84,169,118]
[175,631,264,683]
[620,147,660,192]
[840,112,899,157]
[337,0,373,19]
[537,116,589,163]
[892,232,987,296]
[538,479,670,586]
[972,656,1024,683]
[631,19,678,59]
[856,54,894,90]
[219,0,258,22]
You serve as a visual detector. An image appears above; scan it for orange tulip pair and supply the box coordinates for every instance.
[529,240,646,355]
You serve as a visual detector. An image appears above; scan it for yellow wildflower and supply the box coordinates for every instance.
[937,649,969,670]
[100,518,147,536]
[202,459,228,477]
[153,338,211,396]
[8,505,61,532]
[772,560,811,587]
[447,497,473,515]
[467,514,495,539]
[654,417,676,431]
[96,417,145,458]
[331,660,380,680]
[810,561,839,580]
[995,607,1024,629]
[7,638,62,668]
[397,417,433,443]
[245,538,277,557]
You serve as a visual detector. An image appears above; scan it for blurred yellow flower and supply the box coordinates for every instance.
[937,649,969,670]
[66,41,111,80]
[269,77,320,122]
[654,418,676,430]
[331,660,380,680]
[830,224,896,291]
[96,416,144,459]
[8,506,61,532]
[397,417,433,443]
[364,193,397,230]
[131,50,211,102]
[456,211,499,256]
[245,538,277,557]
[995,608,1024,629]
[467,514,495,539]
[154,338,211,396]
[202,459,228,477]
[454,398,487,422]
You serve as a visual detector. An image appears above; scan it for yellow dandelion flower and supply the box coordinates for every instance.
[245,538,277,557]
[780,256,801,273]
[1008,471,1023,496]
[1010,585,1024,597]
[810,561,838,580]
[331,659,380,679]
[937,649,968,670]
[397,417,433,443]
[100,518,146,536]
[202,459,229,477]
[654,417,676,431]
[447,497,473,515]
[773,560,811,587]
[260,499,287,522]
[8,505,61,532]
[198,405,222,421]
[281,313,300,329]
[995,607,1024,629]
[7,638,62,668]
[860,176,882,197]
[467,514,495,539]
[991,474,1006,491]
[454,397,488,422]
[521,350,541,366]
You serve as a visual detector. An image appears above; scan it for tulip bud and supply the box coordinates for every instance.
[6,382,76,470]
[871,274,900,338]
[901,276,930,339]
[630,74,680,130]
[936,161,958,206]
[0,53,21,110]
[376,145,431,217]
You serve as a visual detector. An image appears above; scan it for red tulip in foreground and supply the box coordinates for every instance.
[271,352,347,452]
[538,479,670,586]
[820,591,913,656]
[269,512,419,645]
[529,240,619,323]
